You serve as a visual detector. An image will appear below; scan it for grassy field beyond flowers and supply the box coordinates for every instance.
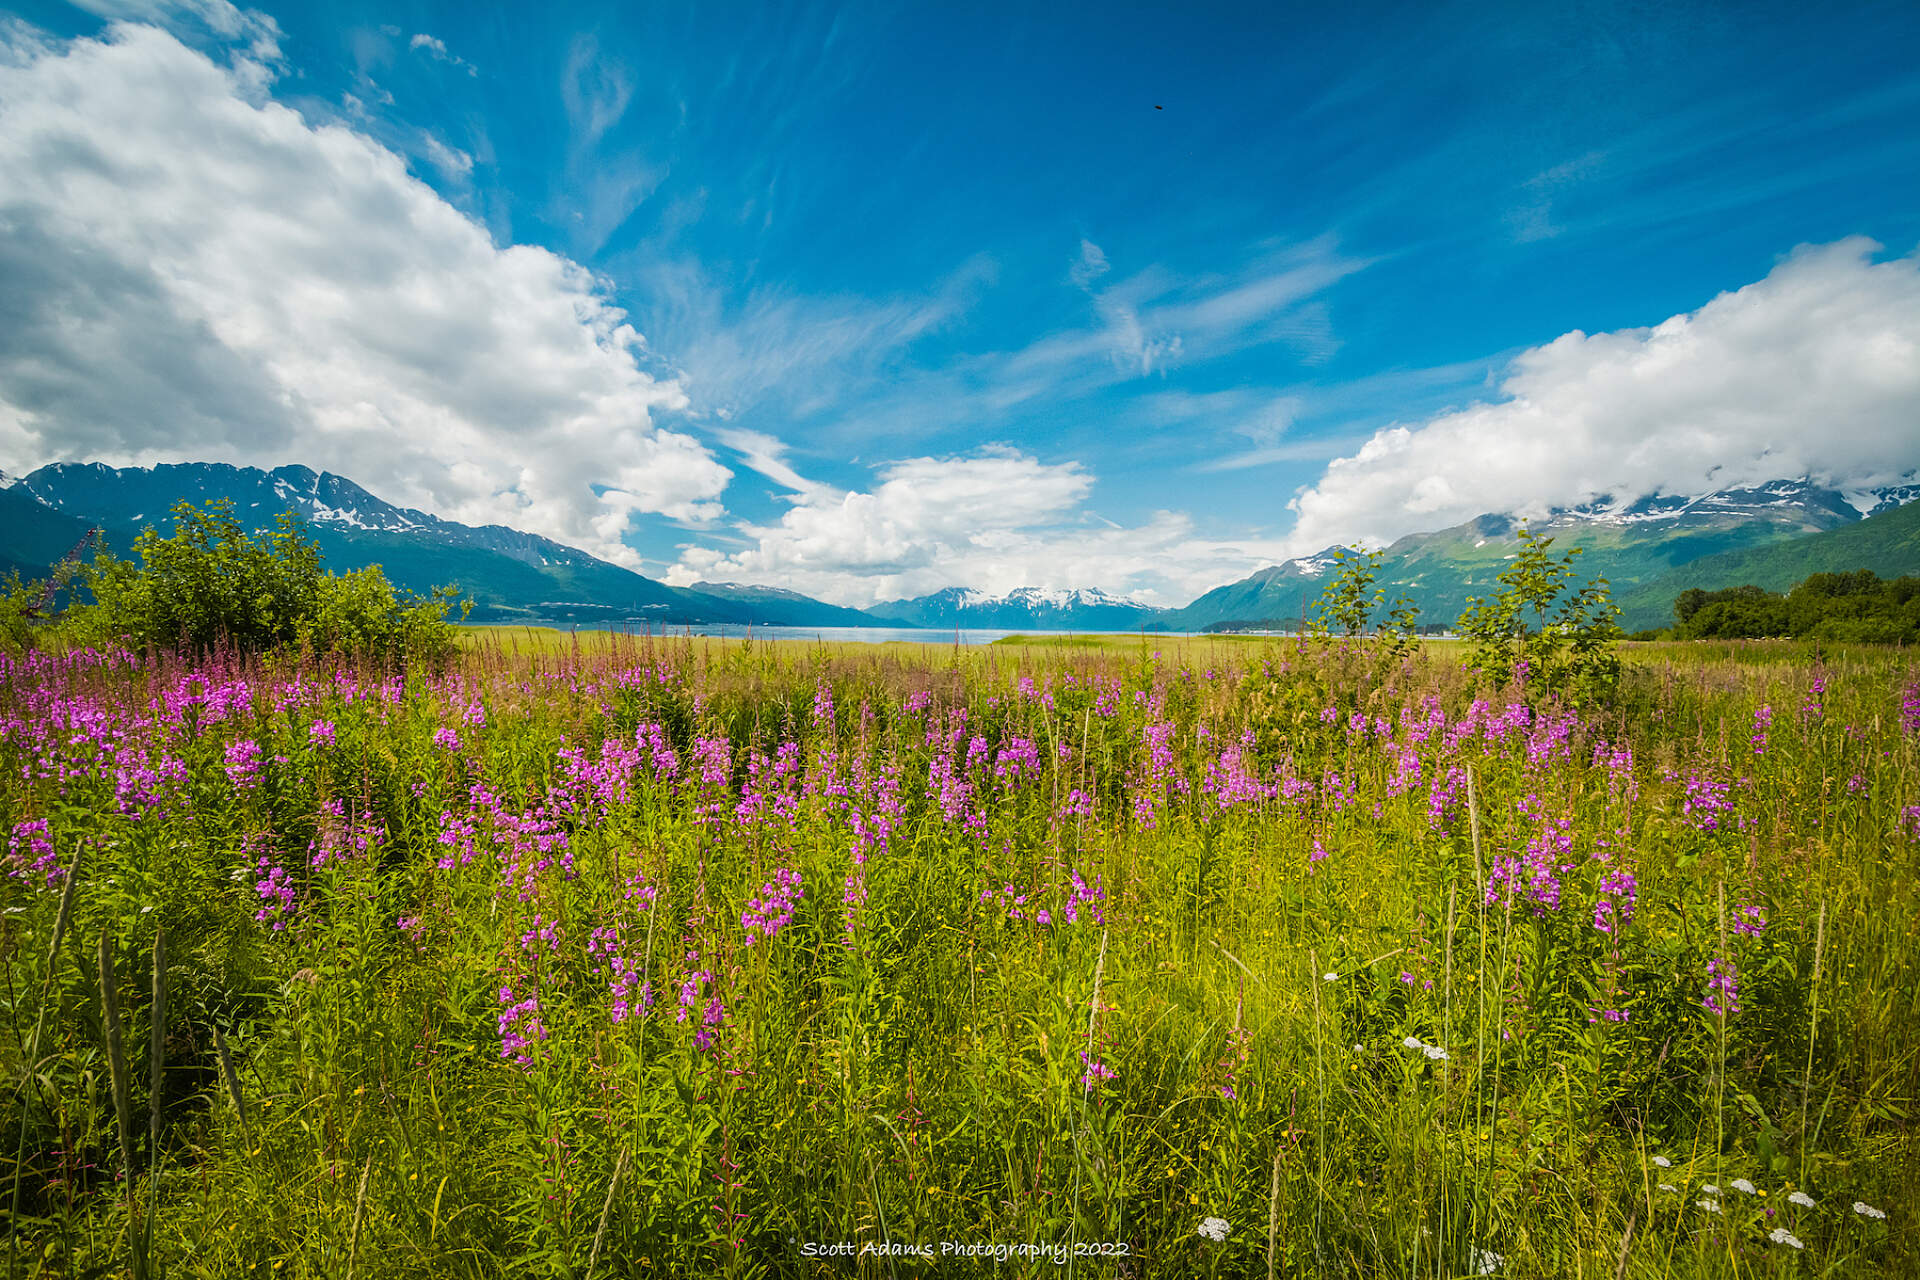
[1,632,1916,1277]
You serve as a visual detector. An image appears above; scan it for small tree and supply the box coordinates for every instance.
[1311,545,1384,638]
[1309,544,1421,658]
[1456,523,1620,699]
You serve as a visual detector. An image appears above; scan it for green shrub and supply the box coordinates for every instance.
[69,499,465,663]
[1456,523,1622,699]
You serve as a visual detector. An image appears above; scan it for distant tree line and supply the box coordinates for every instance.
[1669,570,1920,643]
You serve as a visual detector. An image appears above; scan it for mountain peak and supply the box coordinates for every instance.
[872,584,1165,629]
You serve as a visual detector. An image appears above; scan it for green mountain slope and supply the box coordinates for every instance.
[1162,479,1917,633]
[1617,497,1920,630]
[4,462,883,627]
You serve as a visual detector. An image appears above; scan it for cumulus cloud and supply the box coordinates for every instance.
[1286,238,1920,553]
[667,448,1294,606]
[0,24,730,566]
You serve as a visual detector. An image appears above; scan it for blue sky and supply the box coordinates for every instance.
[2,0,1918,604]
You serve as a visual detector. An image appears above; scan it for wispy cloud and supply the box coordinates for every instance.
[408,31,476,77]
[556,35,663,255]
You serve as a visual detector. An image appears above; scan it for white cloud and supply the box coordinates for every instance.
[1069,238,1110,289]
[420,133,472,180]
[0,24,730,566]
[1286,238,1920,553]
[70,0,281,60]
[408,30,475,76]
[667,448,1295,606]
[712,427,830,501]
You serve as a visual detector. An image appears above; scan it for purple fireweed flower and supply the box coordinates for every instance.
[432,727,461,752]
[1751,705,1774,755]
[1704,957,1740,1017]
[1802,671,1826,722]
[519,913,561,954]
[1731,903,1767,937]
[253,857,295,931]
[496,985,547,1065]
[691,990,727,1051]
[308,719,336,749]
[742,867,804,946]
[1079,1050,1117,1091]
[1682,773,1734,833]
[1594,867,1639,934]
[223,738,262,789]
[6,820,62,888]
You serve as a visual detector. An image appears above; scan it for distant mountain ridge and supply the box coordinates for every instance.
[870,586,1166,631]
[2,462,887,628]
[6,463,1916,636]
[1161,476,1920,633]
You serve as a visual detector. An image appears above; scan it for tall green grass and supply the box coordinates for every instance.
[0,634,1913,1277]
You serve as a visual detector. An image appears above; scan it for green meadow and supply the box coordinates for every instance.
[2,632,1915,1277]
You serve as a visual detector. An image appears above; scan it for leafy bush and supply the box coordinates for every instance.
[1672,570,1920,642]
[68,499,466,663]
[1456,523,1621,699]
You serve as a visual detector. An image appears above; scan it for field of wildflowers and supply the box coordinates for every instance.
[1,631,1915,1277]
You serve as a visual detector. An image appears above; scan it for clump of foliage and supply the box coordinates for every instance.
[1457,523,1621,699]
[1673,570,1920,643]
[63,499,467,662]
[1309,544,1421,659]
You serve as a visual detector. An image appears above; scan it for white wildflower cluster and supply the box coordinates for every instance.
[1658,1183,1678,1193]
[1730,1178,1757,1195]
[1697,1198,1722,1214]
[1470,1246,1504,1275]
[1650,1155,1671,1168]
[1323,972,1339,982]
[1196,1217,1231,1243]
[1853,1201,1886,1220]
[1700,1183,1720,1195]
[1768,1227,1804,1249]
[1787,1190,1816,1208]
[1400,1035,1448,1061]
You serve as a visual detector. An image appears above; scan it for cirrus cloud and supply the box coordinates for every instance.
[0,22,728,567]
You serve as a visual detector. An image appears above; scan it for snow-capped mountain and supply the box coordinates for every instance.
[1165,475,1920,633]
[872,586,1167,630]
[3,462,876,627]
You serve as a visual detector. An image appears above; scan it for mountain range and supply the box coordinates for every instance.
[3,461,1917,635]
[1157,478,1920,634]
[0,462,869,627]
[868,586,1165,632]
